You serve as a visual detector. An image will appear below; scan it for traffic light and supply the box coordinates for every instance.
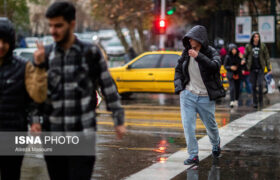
[166,0,176,15]
[154,18,166,34]
[159,19,166,28]
[166,7,176,15]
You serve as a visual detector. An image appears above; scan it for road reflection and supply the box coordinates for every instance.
[93,93,257,179]
[21,92,270,180]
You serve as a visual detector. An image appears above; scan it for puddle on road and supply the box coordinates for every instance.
[93,131,184,179]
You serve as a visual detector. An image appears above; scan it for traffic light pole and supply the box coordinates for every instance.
[159,0,166,50]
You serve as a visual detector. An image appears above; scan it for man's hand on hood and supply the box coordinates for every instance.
[188,49,198,58]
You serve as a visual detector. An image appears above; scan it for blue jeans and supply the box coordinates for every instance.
[180,89,220,158]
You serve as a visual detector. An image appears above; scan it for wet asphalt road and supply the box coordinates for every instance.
[172,112,280,180]
[20,92,280,180]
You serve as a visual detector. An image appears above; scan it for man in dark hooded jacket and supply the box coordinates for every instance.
[0,18,36,180]
[244,32,271,109]
[174,25,225,165]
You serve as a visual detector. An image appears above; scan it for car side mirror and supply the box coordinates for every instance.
[127,64,132,69]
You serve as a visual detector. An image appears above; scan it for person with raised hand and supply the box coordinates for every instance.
[27,2,126,180]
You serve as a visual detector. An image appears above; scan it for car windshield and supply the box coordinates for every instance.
[44,37,53,44]
[25,38,38,43]
[107,41,121,47]
[21,52,34,61]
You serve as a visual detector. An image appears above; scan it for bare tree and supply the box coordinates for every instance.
[91,0,152,54]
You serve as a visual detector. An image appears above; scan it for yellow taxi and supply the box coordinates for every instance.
[109,51,229,95]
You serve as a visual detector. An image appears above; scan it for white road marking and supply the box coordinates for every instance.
[262,103,280,112]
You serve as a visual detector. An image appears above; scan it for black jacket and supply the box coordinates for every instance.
[0,19,31,131]
[224,43,243,80]
[0,56,31,131]
[174,25,225,100]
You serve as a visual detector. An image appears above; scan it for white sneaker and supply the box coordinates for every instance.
[230,101,234,108]
[234,100,238,107]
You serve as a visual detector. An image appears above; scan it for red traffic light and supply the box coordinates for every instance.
[154,19,166,34]
[159,19,166,28]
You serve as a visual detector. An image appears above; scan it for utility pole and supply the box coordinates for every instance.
[159,0,166,50]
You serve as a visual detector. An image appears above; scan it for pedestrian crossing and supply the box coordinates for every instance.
[125,106,278,179]
[96,105,230,131]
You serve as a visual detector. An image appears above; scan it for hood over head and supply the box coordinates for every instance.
[0,18,16,58]
[182,25,209,50]
[228,43,239,55]
[250,31,261,46]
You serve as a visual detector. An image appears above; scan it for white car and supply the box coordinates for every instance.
[104,40,125,56]
[80,32,98,43]
[103,36,132,56]
[41,36,54,46]
[13,48,37,61]
[25,37,39,48]
[98,29,115,40]
[98,28,130,41]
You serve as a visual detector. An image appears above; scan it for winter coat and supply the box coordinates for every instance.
[224,43,243,80]
[0,19,30,131]
[174,25,225,100]
[245,32,271,72]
